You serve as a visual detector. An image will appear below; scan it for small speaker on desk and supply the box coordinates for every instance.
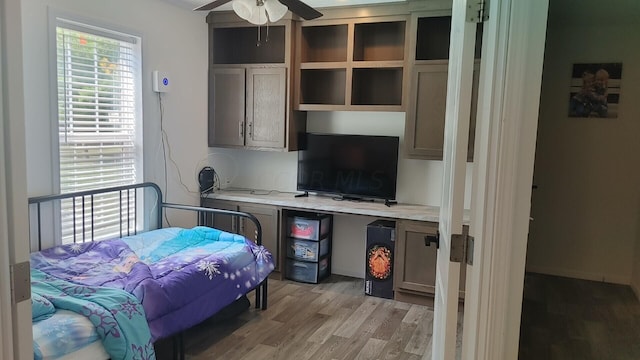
[198,167,216,194]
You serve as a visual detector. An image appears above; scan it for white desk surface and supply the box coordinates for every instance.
[204,189,447,223]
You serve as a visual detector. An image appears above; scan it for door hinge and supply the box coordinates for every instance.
[10,261,31,304]
[467,0,489,23]
[451,225,474,265]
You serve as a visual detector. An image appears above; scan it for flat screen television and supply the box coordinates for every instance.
[297,133,399,201]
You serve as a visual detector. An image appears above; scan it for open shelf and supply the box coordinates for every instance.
[212,26,286,64]
[296,16,407,110]
[353,21,406,61]
[301,25,348,63]
[300,69,346,105]
[415,16,483,61]
[351,68,403,106]
[415,17,451,61]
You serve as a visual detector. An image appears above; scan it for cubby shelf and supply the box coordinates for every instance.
[295,17,408,111]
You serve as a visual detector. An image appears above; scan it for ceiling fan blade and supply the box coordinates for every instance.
[194,0,233,11]
[278,0,323,20]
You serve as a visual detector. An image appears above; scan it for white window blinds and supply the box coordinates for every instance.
[56,20,142,242]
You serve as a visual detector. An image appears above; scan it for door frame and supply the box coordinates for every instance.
[1,0,33,358]
[459,0,549,358]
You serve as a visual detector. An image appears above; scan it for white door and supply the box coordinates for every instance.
[435,0,550,359]
[1,0,33,358]
[431,0,477,358]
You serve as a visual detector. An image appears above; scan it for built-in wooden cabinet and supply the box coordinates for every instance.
[405,63,480,160]
[405,14,482,160]
[201,199,281,272]
[238,204,279,272]
[394,220,465,305]
[295,16,408,111]
[206,16,306,151]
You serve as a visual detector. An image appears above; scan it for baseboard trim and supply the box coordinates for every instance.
[331,267,364,279]
[525,265,630,285]
[631,281,640,301]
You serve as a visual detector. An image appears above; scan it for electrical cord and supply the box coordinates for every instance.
[158,92,171,227]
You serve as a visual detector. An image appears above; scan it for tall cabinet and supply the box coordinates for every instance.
[207,15,306,151]
[405,15,482,160]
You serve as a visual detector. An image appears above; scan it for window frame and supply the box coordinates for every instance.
[48,12,144,244]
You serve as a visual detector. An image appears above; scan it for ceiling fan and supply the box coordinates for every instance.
[194,0,323,24]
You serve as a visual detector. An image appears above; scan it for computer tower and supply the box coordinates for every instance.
[365,220,395,299]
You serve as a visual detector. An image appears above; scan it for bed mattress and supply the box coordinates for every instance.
[31,226,274,359]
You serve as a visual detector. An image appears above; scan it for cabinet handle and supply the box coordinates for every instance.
[425,232,439,249]
[239,121,244,138]
[248,122,253,138]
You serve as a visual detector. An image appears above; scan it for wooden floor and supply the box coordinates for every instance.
[156,275,462,360]
[519,272,640,360]
[157,273,639,360]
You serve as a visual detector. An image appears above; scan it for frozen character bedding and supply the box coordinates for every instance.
[31,226,275,359]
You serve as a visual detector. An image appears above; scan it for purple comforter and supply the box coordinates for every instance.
[30,226,274,341]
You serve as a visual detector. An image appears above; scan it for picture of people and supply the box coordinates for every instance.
[569,62,622,118]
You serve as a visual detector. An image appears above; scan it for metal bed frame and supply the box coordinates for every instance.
[28,182,269,359]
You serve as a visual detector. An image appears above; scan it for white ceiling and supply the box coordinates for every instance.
[165,0,406,11]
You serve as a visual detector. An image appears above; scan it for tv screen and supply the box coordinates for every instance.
[297,133,399,201]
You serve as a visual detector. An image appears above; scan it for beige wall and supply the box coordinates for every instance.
[526,2,640,284]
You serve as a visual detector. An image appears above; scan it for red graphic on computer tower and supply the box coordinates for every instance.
[367,245,392,280]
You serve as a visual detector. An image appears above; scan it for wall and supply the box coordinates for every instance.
[526,2,640,284]
[22,0,209,226]
[211,111,474,277]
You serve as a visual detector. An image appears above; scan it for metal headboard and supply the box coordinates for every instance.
[28,181,268,311]
[28,182,262,250]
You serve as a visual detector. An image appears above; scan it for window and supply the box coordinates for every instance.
[55,19,143,242]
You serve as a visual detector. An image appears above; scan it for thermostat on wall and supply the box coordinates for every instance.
[152,70,170,93]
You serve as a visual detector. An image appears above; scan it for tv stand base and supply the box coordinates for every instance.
[385,199,397,207]
[294,191,309,198]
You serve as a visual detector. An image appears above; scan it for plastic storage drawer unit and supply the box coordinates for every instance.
[287,236,330,262]
[288,214,331,240]
[285,256,330,284]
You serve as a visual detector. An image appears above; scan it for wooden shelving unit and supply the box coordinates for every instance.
[295,16,408,112]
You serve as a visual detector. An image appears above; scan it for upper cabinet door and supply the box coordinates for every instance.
[209,68,246,147]
[406,64,449,159]
[405,63,479,160]
[246,67,287,149]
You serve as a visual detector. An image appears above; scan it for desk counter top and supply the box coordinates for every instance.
[204,190,444,223]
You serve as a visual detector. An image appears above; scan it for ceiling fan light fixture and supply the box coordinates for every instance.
[246,5,268,25]
[231,0,287,25]
[231,0,254,21]
[264,0,288,22]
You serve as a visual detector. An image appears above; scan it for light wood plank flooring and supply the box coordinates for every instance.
[519,272,640,360]
[156,275,460,360]
[156,273,639,360]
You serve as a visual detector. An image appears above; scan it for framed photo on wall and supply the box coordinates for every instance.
[568,62,622,118]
